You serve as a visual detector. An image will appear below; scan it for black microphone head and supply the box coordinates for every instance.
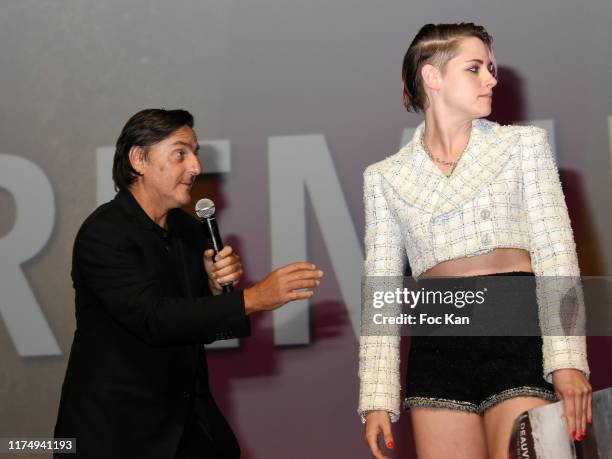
[195,198,215,219]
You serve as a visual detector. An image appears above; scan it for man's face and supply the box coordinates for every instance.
[134,125,201,211]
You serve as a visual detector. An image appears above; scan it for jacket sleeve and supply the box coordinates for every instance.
[358,167,407,423]
[73,224,249,346]
[520,127,589,382]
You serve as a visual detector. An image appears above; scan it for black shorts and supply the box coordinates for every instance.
[404,272,557,415]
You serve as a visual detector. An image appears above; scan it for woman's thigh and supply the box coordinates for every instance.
[410,408,488,459]
[483,396,551,459]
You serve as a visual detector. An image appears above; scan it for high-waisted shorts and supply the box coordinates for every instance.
[403,271,557,416]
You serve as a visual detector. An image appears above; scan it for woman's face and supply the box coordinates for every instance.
[436,37,497,119]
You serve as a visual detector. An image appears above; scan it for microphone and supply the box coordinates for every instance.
[195,198,233,293]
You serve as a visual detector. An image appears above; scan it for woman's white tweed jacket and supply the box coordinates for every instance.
[358,118,589,422]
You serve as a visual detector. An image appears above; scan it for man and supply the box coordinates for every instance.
[54,109,323,458]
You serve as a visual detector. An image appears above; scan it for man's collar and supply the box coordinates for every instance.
[114,189,177,235]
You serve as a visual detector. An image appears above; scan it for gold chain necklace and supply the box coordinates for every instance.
[420,136,460,176]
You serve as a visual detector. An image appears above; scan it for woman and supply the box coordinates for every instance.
[358,23,592,459]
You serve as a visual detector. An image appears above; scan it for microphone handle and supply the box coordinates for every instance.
[204,216,233,293]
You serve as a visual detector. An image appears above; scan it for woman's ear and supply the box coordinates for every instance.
[128,146,146,175]
[421,63,442,91]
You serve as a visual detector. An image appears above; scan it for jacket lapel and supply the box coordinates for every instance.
[379,124,446,213]
[381,119,519,217]
[432,119,518,216]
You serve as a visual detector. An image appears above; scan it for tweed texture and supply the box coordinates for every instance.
[358,118,589,422]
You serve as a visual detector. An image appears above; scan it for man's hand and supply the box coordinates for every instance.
[243,262,323,315]
[204,246,243,295]
[552,368,592,442]
[364,410,394,459]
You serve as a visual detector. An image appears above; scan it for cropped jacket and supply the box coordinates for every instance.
[358,118,589,421]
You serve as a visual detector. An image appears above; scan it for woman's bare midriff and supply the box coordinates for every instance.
[418,248,533,279]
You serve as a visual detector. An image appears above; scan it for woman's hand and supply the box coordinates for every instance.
[552,368,592,441]
[364,410,394,459]
[204,246,243,295]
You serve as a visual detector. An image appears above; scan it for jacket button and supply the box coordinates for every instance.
[480,209,491,220]
[183,391,191,399]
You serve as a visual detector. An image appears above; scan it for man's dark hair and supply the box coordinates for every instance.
[112,108,195,190]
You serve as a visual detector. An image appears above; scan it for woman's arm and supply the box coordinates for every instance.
[359,167,407,421]
[520,126,592,440]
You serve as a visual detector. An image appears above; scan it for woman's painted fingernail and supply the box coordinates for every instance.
[386,441,394,449]
[571,429,576,437]
[588,417,592,424]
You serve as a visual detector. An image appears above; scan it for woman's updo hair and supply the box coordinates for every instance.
[402,23,494,112]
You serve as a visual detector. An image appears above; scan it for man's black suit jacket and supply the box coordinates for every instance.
[54,190,249,458]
